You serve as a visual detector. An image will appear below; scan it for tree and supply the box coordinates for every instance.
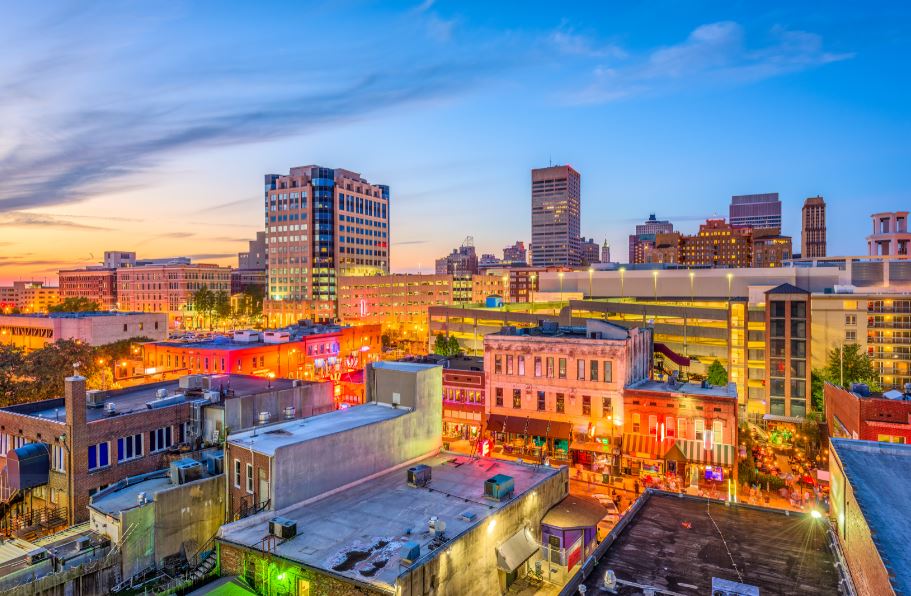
[446,336,461,357]
[812,343,881,413]
[706,360,728,386]
[24,339,99,400]
[192,288,214,329]
[433,333,449,356]
[49,297,101,312]
[0,345,28,406]
[213,291,231,328]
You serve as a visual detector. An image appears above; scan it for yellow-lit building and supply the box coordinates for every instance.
[0,281,60,314]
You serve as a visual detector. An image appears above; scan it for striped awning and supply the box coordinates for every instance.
[622,433,675,460]
[676,439,736,466]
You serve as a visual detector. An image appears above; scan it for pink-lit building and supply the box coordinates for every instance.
[484,319,652,467]
[116,263,232,327]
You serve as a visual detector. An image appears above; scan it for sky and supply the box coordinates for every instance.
[1,1,910,283]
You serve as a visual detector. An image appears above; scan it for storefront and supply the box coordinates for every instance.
[621,433,678,479]
[676,439,737,485]
[487,414,572,462]
[443,402,483,440]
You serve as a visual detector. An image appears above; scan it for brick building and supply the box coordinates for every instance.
[484,319,652,466]
[825,382,911,443]
[0,281,60,314]
[57,268,118,309]
[116,262,232,327]
[401,355,486,442]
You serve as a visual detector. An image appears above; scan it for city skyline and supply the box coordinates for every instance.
[2,2,911,283]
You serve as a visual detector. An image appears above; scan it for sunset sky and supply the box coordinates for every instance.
[2,1,910,283]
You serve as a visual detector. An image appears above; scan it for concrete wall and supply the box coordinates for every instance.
[398,467,568,596]
[270,365,442,511]
[154,473,225,566]
[222,382,334,433]
[121,500,155,577]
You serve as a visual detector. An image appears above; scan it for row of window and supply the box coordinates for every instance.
[494,388,611,415]
[630,414,725,442]
[87,426,174,472]
[493,354,613,383]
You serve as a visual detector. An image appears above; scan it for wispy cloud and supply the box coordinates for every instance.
[570,21,853,103]
[0,212,112,230]
[184,253,236,260]
[393,240,429,246]
[549,21,626,59]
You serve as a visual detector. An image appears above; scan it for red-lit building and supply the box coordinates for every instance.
[621,379,739,485]
[402,355,486,442]
[825,382,911,443]
[142,323,381,403]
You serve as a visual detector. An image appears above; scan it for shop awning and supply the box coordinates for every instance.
[570,440,613,454]
[487,415,572,440]
[496,528,540,573]
[622,433,675,459]
[676,439,736,466]
[762,414,804,424]
[663,443,688,463]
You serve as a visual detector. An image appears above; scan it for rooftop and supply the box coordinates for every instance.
[218,454,559,591]
[150,324,349,350]
[1,374,296,423]
[831,438,911,594]
[490,319,631,341]
[89,461,218,517]
[227,403,408,456]
[399,354,483,372]
[766,282,810,295]
[627,379,738,399]
[575,492,842,595]
[0,311,157,320]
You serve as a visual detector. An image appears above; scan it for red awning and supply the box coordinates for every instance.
[622,433,676,459]
[654,343,691,367]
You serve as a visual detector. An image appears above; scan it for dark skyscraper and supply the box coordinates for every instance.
[729,193,782,229]
[801,196,827,258]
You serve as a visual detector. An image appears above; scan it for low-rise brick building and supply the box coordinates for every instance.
[825,382,911,443]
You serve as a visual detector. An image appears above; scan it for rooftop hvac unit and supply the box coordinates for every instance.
[407,464,432,487]
[179,374,204,391]
[169,458,203,485]
[269,517,297,539]
[146,394,186,409]
[156,388,169,399]
[263,331,291,344]
[257,411,272,425]
[233,330,261,343]
[86,390,105,408]
[204,452,224,475]
[283,405,296,420]
[711,578,760,596]
[104,402,117,416]
[204,390,220,403]
[26,548,49,565]
[399,541,420,566]
[75,536,92,552]
[484,474,514,501]
[137,492,149,505]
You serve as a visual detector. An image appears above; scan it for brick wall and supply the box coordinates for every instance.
[824,383,861,438]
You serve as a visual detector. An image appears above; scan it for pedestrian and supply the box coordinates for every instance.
[634,480,640,495]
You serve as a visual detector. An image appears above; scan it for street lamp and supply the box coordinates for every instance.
[726,272,734,301]
[588,267,594,299]
[502,274,509,306]
[558,271,565,308]
[619,267,626,299]
[689,271,695,303]
[529,273,537,312]
[652,270,659,302]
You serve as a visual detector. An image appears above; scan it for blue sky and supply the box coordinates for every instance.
[1,1,909,280]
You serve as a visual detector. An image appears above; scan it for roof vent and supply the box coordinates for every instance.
[156,388,168,399]
[257,411,272,425]
[283,405,296,420]
[137,492,149,506]
[484,474,515,501]
[104,402,117,416]
[407,464,431,487]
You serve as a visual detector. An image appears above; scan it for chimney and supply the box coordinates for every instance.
[65,376,87,429]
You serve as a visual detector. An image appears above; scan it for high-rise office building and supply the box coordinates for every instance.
[801,196,827,258]
[435,240,478,275]
[530,165,581,267]
[502,241,527,265]
[628,214,674,264]
[729,193,782,229]
[581,237,601,265]
[601,240,611,264]
[263,166,389,324]
[238,231,267,270]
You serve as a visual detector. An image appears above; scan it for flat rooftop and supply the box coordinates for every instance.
[627,379,738,399]
[577,492,842,595]
[0,311,154,320]
[219,454,560,591]
[89,463,217,517]
[227,403,408,456]
[1,374,296,423]
[831,438,911,594]
[153,324,353,350]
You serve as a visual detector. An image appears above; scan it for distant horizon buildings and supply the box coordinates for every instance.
[628,214,675,264]
[530,165,581,267]
[502,240,527,265]
[801,196,827,258]
[262,165,390,324]
[642,218,792,268]
[729,192,782,230]
[867,211,910,256]
[580,237,601,266]
[435,238,479,275]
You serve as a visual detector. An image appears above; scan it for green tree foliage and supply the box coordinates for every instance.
[447,336,461,357]
[706,360,728,386]
[24,339,99,400]
[0,345,28,406]
[811,343,881,413]
[433,333,449,356]
[48,297,101,312]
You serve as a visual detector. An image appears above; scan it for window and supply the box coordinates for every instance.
[556,393,565,413]
[513,389,522,409]
[495,387,503,407]
[677,417,686,439]
[632,413,641,433]
[246,463,254,494]
[846,330,857,342]
[665,416,676,437]
[494,355,502,375]
[518,356,525,376]
[534,357,542,377]
[582,395,591,416]
[602,396,612,417]
[52,445,65,472]
[233,459,241,488]
[506,355,514,375]
[558,358,566,379]
[712,420,723,444]
[117,433,143,463]
[648,415,658,436]
[149,426,173,453]
[577,359,585,380]
[603,361,613,383]
[537,391,546,411]
[694,419,705,441]
[878,434,906,444]
[590,361,599,382]
[88,442,110,471]
[0,433,8,455]
[845,314,857,326]
[791,301,806,318]
[546,357,554,378]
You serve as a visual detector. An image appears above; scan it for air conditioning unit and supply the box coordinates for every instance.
[104,402,117,416]
[204,390,220,403]
[399,541,420,566]
[156,388,169,399]
[269,517,297,539]
[75,536,92,552]
[169,459,203,485]
[407,464,432,487]
[86,390,105,408]
[204,452,224,475]
[484,474,514,501]
[26,548,49,565]
[179,375,204,391]
[712,577,760,596]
